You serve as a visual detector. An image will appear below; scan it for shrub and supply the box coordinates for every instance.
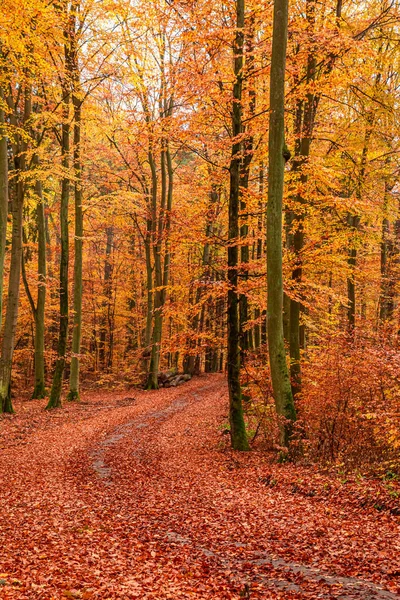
[299,333,400,473]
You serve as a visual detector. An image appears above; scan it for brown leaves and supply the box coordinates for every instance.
[0,375,399,599]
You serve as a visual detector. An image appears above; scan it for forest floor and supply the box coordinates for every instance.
[0,373,399,599]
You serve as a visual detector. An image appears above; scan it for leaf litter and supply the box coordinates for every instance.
[0,374,398,599]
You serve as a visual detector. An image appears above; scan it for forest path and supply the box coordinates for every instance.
[0,374,398,599]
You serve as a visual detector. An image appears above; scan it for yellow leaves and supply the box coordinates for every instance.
[63,591,82,599]
[388,426,400,450]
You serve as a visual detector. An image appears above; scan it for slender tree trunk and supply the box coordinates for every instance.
[32,156,47,399]
[254,163,264,349]
[0,84,31,413]
[99,226,113,370]
[239,15,255,357]
[227,0,249,451]
[287,0,317,395]
[0,179,24,413]
[267,0,296,447]
[379,180,396,322]
[0,87,8,332]
[346,119,373,333]
[346,215,359,331]
[146,149,161,390]
[68,83,83,401]
[47,75,70,409]
[184,185,218,375]
[143,228,153,372]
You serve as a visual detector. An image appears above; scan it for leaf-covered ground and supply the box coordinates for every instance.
[0,374,399,599]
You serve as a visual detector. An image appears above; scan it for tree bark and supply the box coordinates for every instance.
[0,86,8,333]
[346,119,373,333]
[68,58,83,401]
[0,84,31,413]
[267,0,296,447]
[379,180,397,322]
[0,179,24,413]
[32,156,47,399]
[98,225,114,370]
[239,14,255,357]
[146,148,160,390]
[287,0,317,396]
[183,184,218,375]
[254,163,264,349]
[47,69,70,408]
[227,0,249,451]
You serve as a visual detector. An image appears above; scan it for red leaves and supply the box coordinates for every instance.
[0,375,399,598]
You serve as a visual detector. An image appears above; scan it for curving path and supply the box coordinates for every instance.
[0,374,398,599]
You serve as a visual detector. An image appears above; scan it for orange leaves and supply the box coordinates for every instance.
[1,375,399,598]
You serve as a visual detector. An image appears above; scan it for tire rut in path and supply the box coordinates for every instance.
[90,386,203,482]
[88,378,397,599]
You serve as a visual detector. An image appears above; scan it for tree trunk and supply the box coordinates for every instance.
[0,84,31,413]
[346,119,373,333]
[32,156,47,399]
[146,148,161,390]
[184,185,218,375]
[0,179,24,413]
[99,225,114,370]
[346,214,359,331]
[267,0,296,447]
[0,87,8,333]
[239,15,255,357]
[287,0,318,396]
[227,0,249,451]
[68,80,83,401]
[379,180,396,322]
[143,228,153,374]
[47,74,70,409]
[254,163,264,349]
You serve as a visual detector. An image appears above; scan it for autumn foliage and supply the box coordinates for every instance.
[0,0,399,468]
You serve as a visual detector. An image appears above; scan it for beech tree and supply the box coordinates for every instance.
[47,5,72,409]
[0,84,7,332]
[0,81,31,413]
[226,0,249,451]
[267,0,296,446]
[68,0,83,402]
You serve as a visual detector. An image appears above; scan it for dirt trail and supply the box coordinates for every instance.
[0,375,398,599]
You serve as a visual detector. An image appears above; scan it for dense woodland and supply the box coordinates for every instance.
[0,0,400,471]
